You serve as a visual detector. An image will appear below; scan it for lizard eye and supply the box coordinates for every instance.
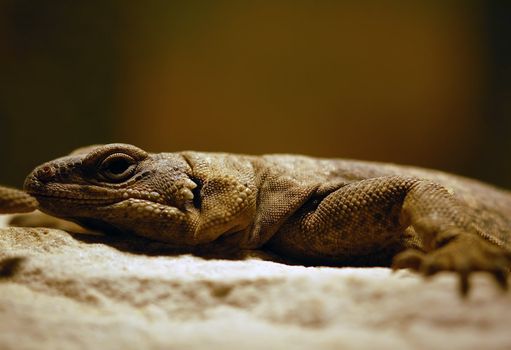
[99,153,136,182]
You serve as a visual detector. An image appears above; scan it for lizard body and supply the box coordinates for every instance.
[1,143,510,294]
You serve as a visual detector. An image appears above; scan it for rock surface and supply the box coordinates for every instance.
[0,215,510,350]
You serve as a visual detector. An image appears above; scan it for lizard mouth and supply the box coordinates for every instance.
[25,181,126,206]
[26,182,194,216]
[30,193,121,205]
[24,169,199,213]
[30,192,190,224]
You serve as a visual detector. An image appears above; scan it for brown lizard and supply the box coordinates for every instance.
[1,143,510,294]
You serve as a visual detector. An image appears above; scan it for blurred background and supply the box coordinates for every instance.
[0,1,510,188]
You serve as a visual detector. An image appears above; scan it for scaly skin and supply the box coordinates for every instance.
[1,143,511,295]
[0,186,38,213]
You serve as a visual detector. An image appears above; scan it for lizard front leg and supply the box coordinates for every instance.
[394,181,511,294]
[0,186,38,214]
[0,185,90,232]
[268,176,510,294]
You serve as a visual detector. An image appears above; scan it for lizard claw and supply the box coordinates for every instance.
[392,249,425,271]
[392,233,511,296]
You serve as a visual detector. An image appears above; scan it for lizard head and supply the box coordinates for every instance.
[23,143,256,245]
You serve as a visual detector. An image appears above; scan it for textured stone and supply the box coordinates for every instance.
[0,217,510,350]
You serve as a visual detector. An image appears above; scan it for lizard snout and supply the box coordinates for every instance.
[23,157,79,194]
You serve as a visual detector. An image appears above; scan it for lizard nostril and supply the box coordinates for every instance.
[37,165,56,182]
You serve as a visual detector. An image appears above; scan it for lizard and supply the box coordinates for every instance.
[0,143,510,295]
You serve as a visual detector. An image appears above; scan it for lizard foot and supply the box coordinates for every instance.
[9,211,87,233]
[392,232,511,296]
